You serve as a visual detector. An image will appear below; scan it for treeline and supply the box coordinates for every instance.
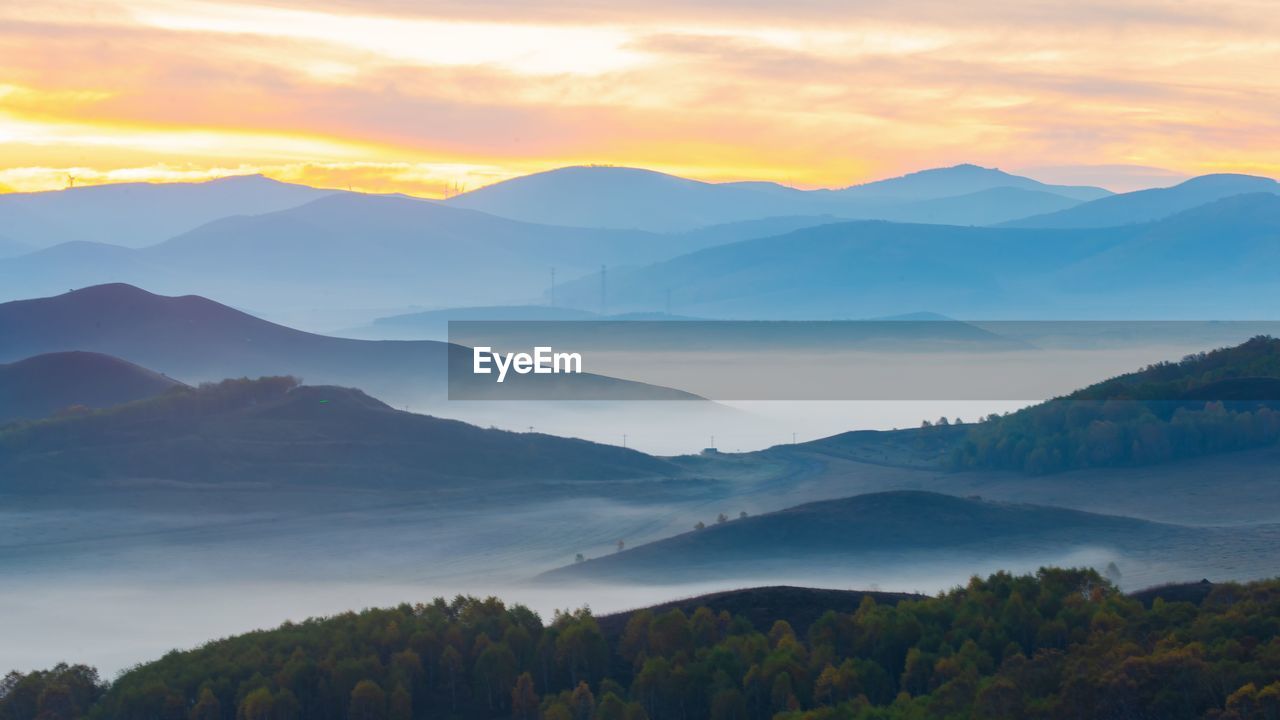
[4,569,1279,720]
[950,336,1280,474]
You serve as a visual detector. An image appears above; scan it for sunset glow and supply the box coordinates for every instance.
[2,0,1278,195]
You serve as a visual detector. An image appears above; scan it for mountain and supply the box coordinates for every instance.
[0,351,182,425]
[553,192,1280,319]
[870,186,1083,225]
[449,166,818,232]
[553,220,1134,318]
[1050,193,1280,297]
[448,165,1106,232]
[837,163,1109,202]
[540,490,1194,583]
[0,175,334,249]
[0,193,750,317]
[0,377,680,492]
[1003,173,1280,228]
[0,284,699,406]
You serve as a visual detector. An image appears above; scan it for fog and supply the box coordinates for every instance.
[2,548,1123,678]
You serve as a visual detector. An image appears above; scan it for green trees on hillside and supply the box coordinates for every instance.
[952,336,1280,474]
[5,569,1279,719]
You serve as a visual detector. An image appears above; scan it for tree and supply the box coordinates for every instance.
[348,680,386,720]
[510,673,538,720]
[237,687,273,720]
[717,513,729,524]
[695,521,706,531]
[190,687,221,720]
[569,681,595,720]
[388,685,412,720]
[616,540,625,552]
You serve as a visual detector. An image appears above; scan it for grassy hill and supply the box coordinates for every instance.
[0,376,680,492]
[538,491,1188,584]
[0,351,182,425]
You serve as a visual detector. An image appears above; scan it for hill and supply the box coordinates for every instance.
[0,377,680,492]
[0,284,700,406]
[448,164,1104,232]
[540,491,1187,583]
[0,175,334,249]
[0,351,182,425]
[1050,193,1280,296]
[1003,172,1280,228]
[551,219,1132,318]
[952,335,1280,474]
[551,193,1280,318]
[837,163,1108,202]
[11,569,1277,720]
[596,585,923,639]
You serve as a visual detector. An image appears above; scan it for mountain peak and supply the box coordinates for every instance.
[840,164,1109,202]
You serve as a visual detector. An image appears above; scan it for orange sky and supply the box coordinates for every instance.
[1,0,1277,196]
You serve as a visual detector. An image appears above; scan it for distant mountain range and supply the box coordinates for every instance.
[1,166,1277,323]
[448,164,1109,231]
[552,193,1280,318]
[0,175,333,249]
[1004,173,1280,229]
[0,284,698,406]
[0,192,816,317]
[0,351,182,425]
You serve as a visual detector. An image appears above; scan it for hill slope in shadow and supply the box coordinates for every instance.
[0,351,182,425]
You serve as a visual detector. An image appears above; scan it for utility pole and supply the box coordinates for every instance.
[550,267,556,307]
[622,434,627,448]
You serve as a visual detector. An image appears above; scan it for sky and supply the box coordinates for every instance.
[1,0,1276,196]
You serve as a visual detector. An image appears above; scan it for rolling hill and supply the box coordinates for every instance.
[552,193,1280,319]
[540,491,1221,584]
[552,220,1133,318]
[0,283,699,406]
[0,175,334,249]
[0,351,182,425]
[0,377,680,492]
[448,164,1105,232]
[1003,172,1280,229]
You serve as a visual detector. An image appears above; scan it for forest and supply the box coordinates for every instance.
[3,569,1278,720]
[949,336,1280,473]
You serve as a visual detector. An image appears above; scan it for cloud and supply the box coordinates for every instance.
[0,0,1277,194]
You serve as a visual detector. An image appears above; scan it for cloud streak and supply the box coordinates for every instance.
[0,0,1277,194]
